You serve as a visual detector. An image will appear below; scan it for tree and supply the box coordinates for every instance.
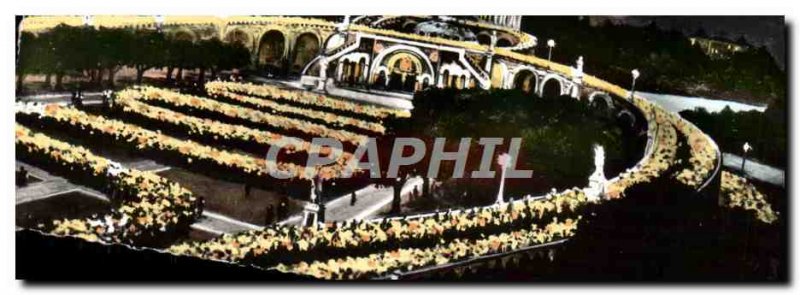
[16,32,38,93]
[97,27,133,87]
[130,30,166,84]
[195,38,223,84]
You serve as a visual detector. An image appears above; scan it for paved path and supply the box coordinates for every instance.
[16,160,258,236]
[15,162,107,205]
[280,177,425,225]
[17,92,105,104]
[639,91,766,114]
[323,85,414,110]
[190,211,263,236]
[722,153,785,187]
[247,76,414,110]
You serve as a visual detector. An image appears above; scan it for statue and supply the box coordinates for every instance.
[489,30,498,51]
[317,57,329,91]
[570,56,584,98]
[585,145,607,202]
[337,15,351,32]
[308,178,317,203]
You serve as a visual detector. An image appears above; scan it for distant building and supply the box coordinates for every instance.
[477,16,522,30]
[689,36,748,59]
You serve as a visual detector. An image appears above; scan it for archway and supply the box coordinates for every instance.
[257,30,286,71]
[588,92,615,111]
[385,53,421,92]
[369,45,435,90]
[540,77,563,98]
[496,38,512,47]
[457,75,467,89]
[173,30,195,42]
[421,77,431,89]
[292,33,320,75]
[617,109,636,128]
[402,21,418,32]
[476,32,492,45]
[357,57,367,83]
[225,29,250,48]
[374,70,388,89]
[512,70,537,94]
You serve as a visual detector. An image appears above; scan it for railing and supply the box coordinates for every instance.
[375,238,569,280]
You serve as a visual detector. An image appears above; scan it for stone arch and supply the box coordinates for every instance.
[476,31,492,45]
[496,37,513,47]
[291,32,321,75]
[617,109,636,128]
[511,69,538,94]
[539,74,564,97]
[301,56,323,77]
[257,30,287,70]
[224,29,251,48]
[587,91,614,110]
[370,45,435,91]
[439,62,470,89]
[491,62,509,89]
[337,52,370,84]
[418,73,434,90]
[374,66,389,87]
[402,20,418,32]
[172,30,196,42]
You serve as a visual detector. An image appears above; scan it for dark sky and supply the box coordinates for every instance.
[589,16,786,68]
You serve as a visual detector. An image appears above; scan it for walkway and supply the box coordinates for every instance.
[17,91,105,104]
[247,76,414,110]
[15,160,260,236]
[280,177,424,225]
[722,153,785,187]
[15,162,107,205]
[323,85,414,110]
[639,91,767,113]
[190,211,263,236]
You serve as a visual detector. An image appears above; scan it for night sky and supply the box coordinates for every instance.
[588,16,786,68]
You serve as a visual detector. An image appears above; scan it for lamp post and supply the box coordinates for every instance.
[547,39,556,61]
[496,153,511,204]
[630,69,640,99]
[154,15,164,32]
[741,142,752,173]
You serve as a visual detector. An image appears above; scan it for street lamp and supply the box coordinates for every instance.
[741,142,752,172]
[496,153,512,204]
[547,39,556,61]
[630,69,640,99]
[154,15,165,32]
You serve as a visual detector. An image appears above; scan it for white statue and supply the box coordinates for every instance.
[317,57,329,91]
[585,145,607,202]
[308,179,317,202]
[337,15,351,32]
[489,31,498,51]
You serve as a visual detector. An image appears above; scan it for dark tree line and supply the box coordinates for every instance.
[521,17,785,106]
[16,24,251,92]
[680,105,787,169]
